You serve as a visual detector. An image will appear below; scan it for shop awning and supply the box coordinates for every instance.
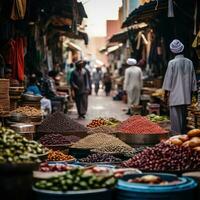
[122,0,168,28]
[106,43,123,54]
[109,31,129,43]
[65,42,82,52]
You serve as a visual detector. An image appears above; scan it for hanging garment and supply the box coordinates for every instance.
[11,0,27,20]
[12,38,25,81]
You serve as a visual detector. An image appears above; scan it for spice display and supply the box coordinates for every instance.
[11,106,41,117]
[0,127,47,163]
[72,133,133,154]
[88,125,117,135]
[117,115,168,134]
[94,145,134,157]
[39,134,80,146]
[38,111,88,133]
[34,168,117,191]
[122,142,200,171]
[87,117,121,128]
[147,114,168,123]
[79,153,122,163]
[47,150,75,161]
[39,162,74,172]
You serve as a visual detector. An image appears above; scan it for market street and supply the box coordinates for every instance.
[68,90,128,125]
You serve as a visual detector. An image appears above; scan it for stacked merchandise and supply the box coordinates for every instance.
[0,79,10,115]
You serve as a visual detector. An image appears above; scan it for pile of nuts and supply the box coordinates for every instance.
[12,106,42,117]
[122,142,200,171]
[88,126,117,135]
[47,150,75,161]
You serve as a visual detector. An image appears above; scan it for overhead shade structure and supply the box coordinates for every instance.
[106,43,123,54]
[122,0,168,28]
[109,31,129,43]
[64,41,82,51]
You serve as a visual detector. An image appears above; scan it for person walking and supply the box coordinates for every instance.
[103,68,112,96]
[123,58,143,115]
[70,60,90,119]
[162,39,197,134]
[93,67,102,95]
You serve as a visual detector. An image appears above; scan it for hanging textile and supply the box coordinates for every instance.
[11,0,27,20]
[12,38,25,81]
[168,0,174,17]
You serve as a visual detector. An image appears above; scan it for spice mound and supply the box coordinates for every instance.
[39,134,80,146]
[12,106,41,117]
[122,142,200,171]
[0,127,47,163]
[79,153,122,163]
[38,111,88,133]
[72,133,134,155]
[117,115,168,134]
[88,125,117,135]
[47,150,75,161]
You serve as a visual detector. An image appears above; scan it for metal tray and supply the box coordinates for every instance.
[117,132,169,145]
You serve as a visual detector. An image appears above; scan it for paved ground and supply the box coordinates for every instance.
[68,90,129,126]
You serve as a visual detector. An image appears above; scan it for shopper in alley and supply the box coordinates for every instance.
[123,58,143,115]
[70,60,90,119]
[162,39,197,134]
[93,67,102,95]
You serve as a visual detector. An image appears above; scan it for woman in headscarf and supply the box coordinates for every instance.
[123,58,143,115]
[162,39,197,134]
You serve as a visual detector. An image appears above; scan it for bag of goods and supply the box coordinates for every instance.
[34,168,117,191]
[38,111,88,134]
[0,127,48,163]
[122,142,200,171]
[117,115,168,134]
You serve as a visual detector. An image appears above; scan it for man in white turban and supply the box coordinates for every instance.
[123,58,143,115]
[162,39,197,134]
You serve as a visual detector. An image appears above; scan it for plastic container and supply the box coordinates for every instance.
[115,173,198,200]
[33,187,113,200]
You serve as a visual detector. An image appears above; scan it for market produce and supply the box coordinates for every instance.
[79,153,122,163]
[11,106,41,117]
[38,111,88,133]
[47,150,75,161]
[122,142,200,171]
[86,118,107,128]
[127,175,180,185]
[39,162,74,172]
[187,129,200,138]
[88,125,117,135]
[39,134,80,146]
[117,115,168,134]
[94,145,134,157]
[34,168,117,191]
[72,133,134,156]
[0,127,47,163]
[87,117,120,128]
[147,114,168,123]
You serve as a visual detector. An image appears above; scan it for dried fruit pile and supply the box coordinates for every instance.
[47,150,75,161]
[79,153,121,163]
[12,106,41,117]
[122,142,200,171]
[38,112,88,133]
[39,134,80,146]
[72,133,133,155]
[117,115,168,134]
